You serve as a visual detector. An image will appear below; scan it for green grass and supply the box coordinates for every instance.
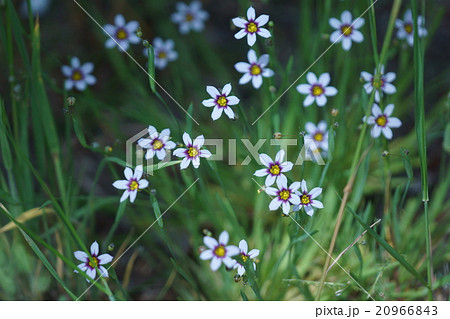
[0,0,449,301]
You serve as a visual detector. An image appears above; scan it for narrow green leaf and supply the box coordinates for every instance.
[147,45,156,93]
[150,192,163,228]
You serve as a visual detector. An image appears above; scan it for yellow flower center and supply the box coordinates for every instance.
[312,85,324,96]
[269,164,280,175]
[301,194,310,205]
[376,115,387,127]
[158,51,167,59]
[404,23,413,34]
[214,245,226,257]
[152,140,163,150]
[129,181,139,191]
[341,25,353,36]
[250,64,262,75]
[116,29,128,40]
[314,133,324,142]
[188,147,198,158]
[241,254,248,263]
[88,256,99,268]
[217,96,227,107]
[72,70,83,81]
[186,13,194,22]
[247,22,258,33]
[279,190,290,201]
[372,78,384,89]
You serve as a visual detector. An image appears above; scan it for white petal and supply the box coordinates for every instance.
[138,179,149,189]
[202,98,216,107]
[247,49,257,63]
[259,153,272,167]
[199,149,212,158]
[342,37,352,51]
[275,149,285,163]
[192,156,200,168]
[223,107,235,119]
[297,84,311,95]
[383,83,396,94]
[265,174,276,187]
[120,190,130,202]
[255,14,269,26]
[351,30,364,43]
[258,54,269,68]
[306,72,317,84]
[86,268,96,280]
[247,33,257,46]
[98,254,113,264]
[329,17,341,29]
[353,17,365,29]
[301,180,308,193]
[239,73,252,85]
[316,95,327,107]
[90,241,99,256]
[129,190,137,203]
[115,14,125,27]
[211,106,223,120]
[384,72,396,83]
[219,231,229,245]
[341,10,352,24]
[180,157,191,169]
[382,126,393,140]
[74,251,88,262]
[232,17,247,28]
[112,180,128,190]
[330,30,342,43]
[226,245,240,257]
[248,249,260,258]
[98,266,109,278]
[124,167,133,180]
[222,83,232,96]
[371,125,381,138]
[280,161,293,172]
[227,96,240,105]
[247,6,256,20]
[252,75,263,89]
[290,182,301,192]
[318,73,330,86]
[282,202,290,215]
[312,200,324,209]
[204,236,218,249]
[289,194,300,205]
[239,240,248,254]
[265,187,278,196]
[210,257,222,271]
[254,168,268,177]
[235,62,250,73]
[223,257,236,268]
[182,132,192,146]
[200,250,213,260]
[276,175,288,190]
[257,28,271,38]
[305,205,314,216]
[303,95,315,107]
[193,135,205,148]
[388,117,402,128]
[206,86,220,98]
[173,148,186,157]
[309,187,322,199]
[133,165,143,180]
[269,198,281,210]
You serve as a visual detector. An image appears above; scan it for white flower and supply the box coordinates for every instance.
[173,133,212,169]
[329,10,365,51]
[137,126,176,160]
[21,0,51,16]
[232,6,271,46]
[361,65,396,103]
[199,231,240,271]
[103,14,140,51]
[232,239,260,276]
[74,241,113,282]
[363,104,402,140]
[202,84,240,120]
[265,178,301,215]
[296,72,338,107]
[143,38,178,70]
[395,9,427,47]
[305,121,328,152]
[112,165,149,203]
[171,1,209,34]
[292,180,323,216]
[61,57,96,91]
[234,49,274,89]
[254,150,293,187]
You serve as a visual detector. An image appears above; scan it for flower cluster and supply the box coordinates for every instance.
[200,231,259,278]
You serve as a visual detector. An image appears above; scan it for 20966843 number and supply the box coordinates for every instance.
[375,306,437,316]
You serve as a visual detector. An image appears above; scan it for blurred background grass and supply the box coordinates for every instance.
[0,0,449,300]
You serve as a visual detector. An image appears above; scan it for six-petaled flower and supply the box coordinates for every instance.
[361,65,396,102]
[329,10,365,51]
[292,180,324,216]
[254,150,293,187]
[171,1,209,34]
[200,231,240,271]
[235,49,274,89]
[104,14,140,51]
[74,241,113,282]
[202,84,240,120]
[265,178,301,215]
[395,9,427,47]
[232,6,271,46]
[232,239,260,276]
[305,121,329,153]
[62,57,96,91]
[144,38,178,70]
[296,72,338,107]
[363,104,402,140]
[138,126,176,160]
[173,133,212,169]
[112,165,149,203]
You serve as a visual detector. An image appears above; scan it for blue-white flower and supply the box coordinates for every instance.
[200,231,240,271]
[74,241,113,282]
[232,6,271,46]
[173,133,212,169]
[360,66,396,102]
[395,9,427,47]
[296,72,338,107]
[202,84,240,120]
[143,38,178,70]
[235,49,274,89]
[232,239,260,276]
[62,57,96,91]
[363,104,402,140]
[329,10,365,51]
[112,165,149,203]
[171,1,209,34]
[137,126,176,160]
[265,179,301,215]
[103,14,140,51]
[292,180,323,216]
[254,150,293,187]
